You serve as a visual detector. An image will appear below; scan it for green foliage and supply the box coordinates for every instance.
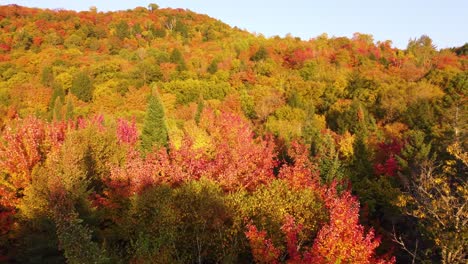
[12,217,65,264]
[119,180,243,263]
[239,89,256,119]
[265,105,306,142]
[148,3,159,12]
[194,97,204,125]
[41,66,54,87]
[64,34,83,49]
[404,99,437,134]
[53,210,109,264]
[141,92,169,151]
[125,185,179,263]
[158,79,232,105]
[49,83,65,112]
[65,98,74,120]
[397,130,432,178]
[172,180,237,263]
[407,35,437,66]
[207,59,218,74]
[132,59,162,87]
[52,96,63,121]
[174,20,189,38]
[170,48,187,71]
[115,20,130,40]
[71,72,94,102]
[311,133,346,184]
[299,61,319,81]
[250,46,269,62]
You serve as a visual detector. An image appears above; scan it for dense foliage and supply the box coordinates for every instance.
[0,4,466,263]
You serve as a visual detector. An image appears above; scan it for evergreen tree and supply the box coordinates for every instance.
[49,83,65,112]
[141,91,169,151]
[52,97,62,121]
[207,59,218,74]
[65,97,74,120]
[195,97,204,125]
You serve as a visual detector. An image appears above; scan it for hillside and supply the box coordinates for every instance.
[0,4,466,263]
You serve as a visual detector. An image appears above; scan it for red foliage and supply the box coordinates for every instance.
[432,53,460,69]
[0,117,66,189]
[0,43,10,52]
[245,184,395,264]
[104,137,211,205]
[77,115,105,131]
[374,156,399,177]
[0,118,67,259]
[278,142,320,191]
[245,222,281,264]
[200,110,277,191]
[32,36,43,47]
[281,215,303,263]
[309,184,394,264]
[284,48,315,68]
[116,118,138,145]
[373,139,403,177]
[104,110,278,201]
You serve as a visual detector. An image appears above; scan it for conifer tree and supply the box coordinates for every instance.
[195,97,204,125]
[49,83,65,112]
[141,91,169,151]
[52,96,62,121]
[65,97,74,120]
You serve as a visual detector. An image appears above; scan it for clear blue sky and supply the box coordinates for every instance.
[1,0,467,49]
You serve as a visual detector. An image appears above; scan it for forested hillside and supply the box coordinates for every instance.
[0,4,466,263]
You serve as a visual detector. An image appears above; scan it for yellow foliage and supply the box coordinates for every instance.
[338,131,355,160]
[183,120,214,153]
[166,119,183,149]
[55,72,73,91]
[382,122,408,140]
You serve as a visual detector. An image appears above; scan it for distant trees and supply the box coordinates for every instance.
[0,5,467,263]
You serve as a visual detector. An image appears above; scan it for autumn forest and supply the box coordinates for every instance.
[0,4,466,264]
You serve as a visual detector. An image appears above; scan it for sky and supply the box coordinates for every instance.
[1,0,467,49]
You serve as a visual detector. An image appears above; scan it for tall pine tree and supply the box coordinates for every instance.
[65,97,74,120]
[141,91,169,151]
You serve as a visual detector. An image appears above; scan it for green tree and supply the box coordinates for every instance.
[141,91,169,151]
[170,48,187,71]
[195,97,204,125]
[148,3,159,12]
[207,59,218,74]
[115,20,130,40]
[41,66,54,87]
[52,97,63,121]
[49,83,65,113]
[65,98,74,120]
[71,72,94,102]
[250,46,269,62]
[407,35,437,66]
